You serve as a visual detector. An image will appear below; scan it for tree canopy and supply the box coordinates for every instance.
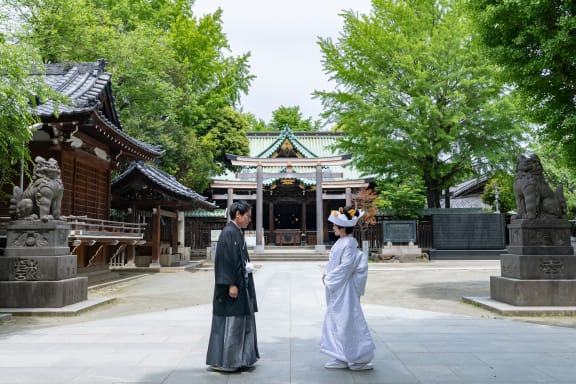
[4,0,254,192]
[315,0,529,208]
[468,0,576,168]
[269,106,319,131]
[0,30,66,198]
[246,105,320,132]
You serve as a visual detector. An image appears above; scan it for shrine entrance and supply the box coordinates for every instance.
[269,203,302,246]
[272,204,301,229]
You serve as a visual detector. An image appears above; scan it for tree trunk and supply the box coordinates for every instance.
[426,188,442,208]
[444,188,451,208]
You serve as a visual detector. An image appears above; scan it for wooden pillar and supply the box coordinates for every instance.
[323,199,329,245]
[315,163,325,252]
[171,210,179,255]
[269,201,274,245]
[126,204,137,267]
[150,206,161,267]
[301,201,307,246]
[345,187,352,207]
[126,242,136,267]
[255,163,264,253]
[227,188,233,221]
[301,202,307,233]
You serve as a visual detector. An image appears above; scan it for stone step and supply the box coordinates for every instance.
[250,255,329,262]
[248,247,329,262]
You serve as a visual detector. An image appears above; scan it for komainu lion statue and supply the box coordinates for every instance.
[513,154,566,220]
[9,156,64,221]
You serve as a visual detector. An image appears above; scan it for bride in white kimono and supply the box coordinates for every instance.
[321,207,375,371]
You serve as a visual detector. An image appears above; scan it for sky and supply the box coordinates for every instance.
[193,0,373,127]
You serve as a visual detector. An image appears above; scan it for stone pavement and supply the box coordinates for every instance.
[1,262,576,383]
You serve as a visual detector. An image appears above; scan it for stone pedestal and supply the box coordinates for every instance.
[507,219,573,255]
[490,219,576,307]
[0,220,87,308]
[380,241,423,262]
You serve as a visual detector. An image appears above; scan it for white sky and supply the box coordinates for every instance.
[192,0,373,126]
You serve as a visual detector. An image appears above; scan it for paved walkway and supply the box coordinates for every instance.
[2,262,576,383]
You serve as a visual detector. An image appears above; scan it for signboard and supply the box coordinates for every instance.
[382,220,417,243]
[210,230,222,242]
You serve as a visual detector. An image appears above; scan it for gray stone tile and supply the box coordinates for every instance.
[450,363,555,383]
[2,262,576,383]
[351,360,419,384]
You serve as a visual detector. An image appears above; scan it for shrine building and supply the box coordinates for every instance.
[208,127,373,252]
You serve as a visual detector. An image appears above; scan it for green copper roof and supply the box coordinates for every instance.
[184,208,227,218]
[213,127,368,184]
[255,126,319,158]
[249,127,342,158]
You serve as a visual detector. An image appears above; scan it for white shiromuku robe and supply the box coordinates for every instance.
[320,235,375,364]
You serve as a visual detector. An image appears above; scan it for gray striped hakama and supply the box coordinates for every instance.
[206,312,259,369]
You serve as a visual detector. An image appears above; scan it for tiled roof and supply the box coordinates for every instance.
[442,195,491,209]
[113,162,216,210]
[184,209,227,218]
[32,60,163,158]
[255,126,319,158]
[450,176,488,197]
[34,60,113,116]
[249,127,341,158]
[94,111,163,156]
[214,128,368,183]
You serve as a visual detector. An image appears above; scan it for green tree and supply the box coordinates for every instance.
[201,107,250,175]
[482,174,516,214]
[315,0,528,208]
[528,143,576,219]
[375,176,426,220]
[8,0,117,63]
[5,0,254,192]
[468,0,576,168]
[244,112,268,132]
[269,106,319,131]
[0,37,66,197]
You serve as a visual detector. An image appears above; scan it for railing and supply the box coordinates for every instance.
[65,216,146,240]
[109,244,128,268]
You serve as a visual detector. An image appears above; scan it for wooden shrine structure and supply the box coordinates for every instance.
[111,162,216,267]
[208,127,372,252]
[1,60,212,270]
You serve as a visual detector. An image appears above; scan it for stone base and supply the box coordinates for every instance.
[380,242,423,262]
[0,255,77,281]
[501,254,576,279]
[4,220,70,257]
[490,276,576,306]
[508,219,573,255]
[0,277,88,308]
[463,296,576,316]
[0,297,115,317]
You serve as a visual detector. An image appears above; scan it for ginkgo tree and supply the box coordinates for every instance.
[469,0,576,169]
[315,0,529,208]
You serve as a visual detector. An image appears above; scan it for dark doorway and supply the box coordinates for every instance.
[273,204,301,229]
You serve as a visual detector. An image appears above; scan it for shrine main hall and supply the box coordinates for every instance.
[208,127,372,252]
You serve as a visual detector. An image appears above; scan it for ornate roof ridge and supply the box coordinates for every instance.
[255,126,318,158]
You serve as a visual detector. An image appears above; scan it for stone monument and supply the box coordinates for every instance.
[378,220,424,262]
[490,154,574,306]
[0,156,87,308]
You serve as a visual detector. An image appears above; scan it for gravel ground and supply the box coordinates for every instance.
[2,260,576,333]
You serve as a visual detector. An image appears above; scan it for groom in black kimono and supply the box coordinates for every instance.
[206,200,259,372]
